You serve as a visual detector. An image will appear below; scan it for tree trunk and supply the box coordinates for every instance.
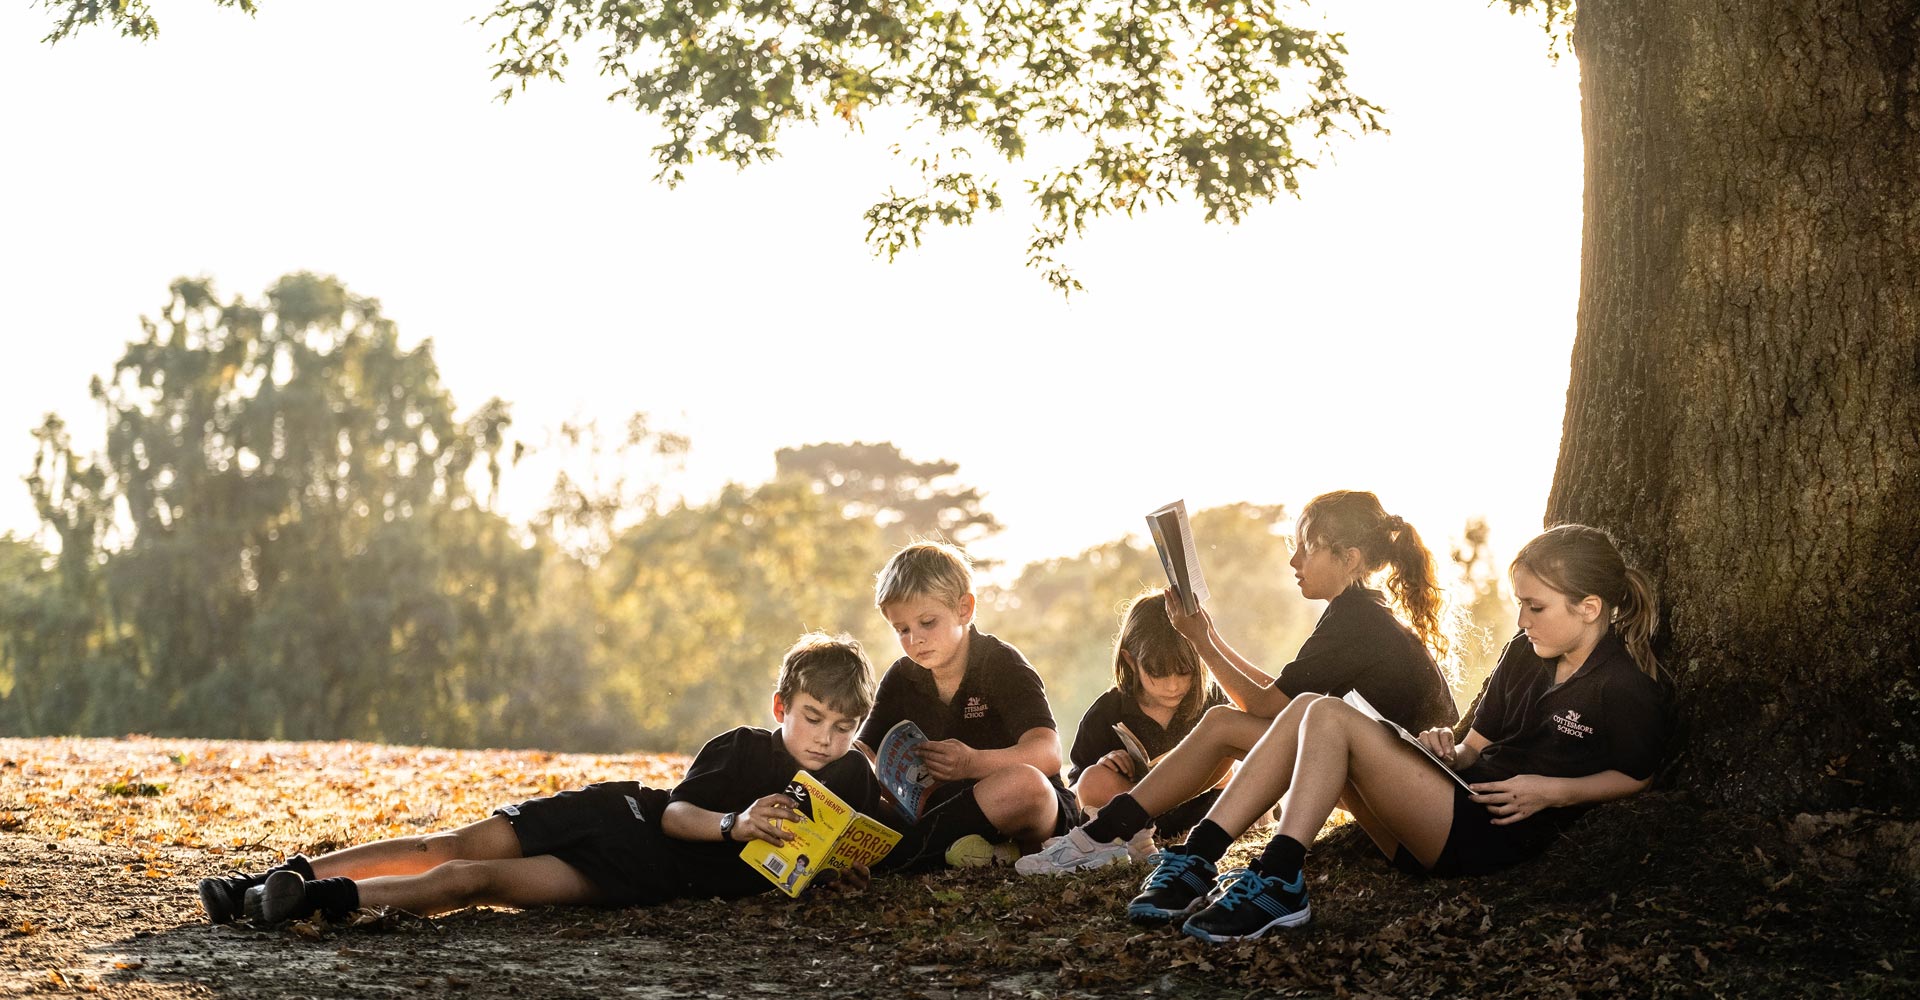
[1552,0,1920,810]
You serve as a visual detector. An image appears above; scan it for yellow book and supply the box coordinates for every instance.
[738,770,902,898]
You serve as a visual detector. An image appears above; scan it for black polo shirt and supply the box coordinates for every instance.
[1066,683,1231,783]
[1276,585,1460,732]
[856,627,1060,782]
[1463,631,1673,786]
[662,726,888,898]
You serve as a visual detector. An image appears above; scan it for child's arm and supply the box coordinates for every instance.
[661,793,802,846]
[1468,769,1653,825]
[1165,597,1286,716]
[916,726,1062,782]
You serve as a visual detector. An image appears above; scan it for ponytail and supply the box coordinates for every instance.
[1383,518,1450,666]
[1617,566,1662,681]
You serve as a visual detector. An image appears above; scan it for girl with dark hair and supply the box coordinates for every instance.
[1059,590,1232,853]
[1019,491,1459,876]
[1152,524,1673,943]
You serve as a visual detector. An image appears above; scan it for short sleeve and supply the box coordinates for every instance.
[1066,691,1122,783]
[668,728,758,812]
[1274,607,1374,698]
[856,661,913,751]
[1601,672,1673,781]
[991,650,1057,739]
[1469,635,1527,742]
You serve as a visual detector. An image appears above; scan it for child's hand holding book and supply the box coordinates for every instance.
[914,739,980,782]
[737,793,802,846]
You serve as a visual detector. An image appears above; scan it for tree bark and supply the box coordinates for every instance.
[1552,0,1920,809]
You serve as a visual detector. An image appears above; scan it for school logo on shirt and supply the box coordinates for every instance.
[1554,709,1595,739]
[963,695,989,720]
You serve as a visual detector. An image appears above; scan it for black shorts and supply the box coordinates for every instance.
[1391,783,1554,877]
[494,781,682,906]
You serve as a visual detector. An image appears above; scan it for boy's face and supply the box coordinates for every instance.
[881,592,975,675]
[773,691,862,771]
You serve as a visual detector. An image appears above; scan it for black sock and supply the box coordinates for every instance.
[1176,820,1234,864]
[1083,794,1151,843]
[304,877,361,918]
[1254,835,1308,879]
[927,788,996,845]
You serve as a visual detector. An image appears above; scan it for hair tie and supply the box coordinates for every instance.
[1386,515,1406,534]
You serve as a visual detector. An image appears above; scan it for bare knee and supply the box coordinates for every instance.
[1073,765,1132,812]
[429,859,499,905]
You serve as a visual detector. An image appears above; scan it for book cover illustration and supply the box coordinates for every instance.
[874,719,937,822]
[739,770,902,897]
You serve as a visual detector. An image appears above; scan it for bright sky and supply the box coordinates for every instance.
[0,0,1582,578]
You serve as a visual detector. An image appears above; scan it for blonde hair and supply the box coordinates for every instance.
[1299,490,1452,664]
[1113,589,1210,726]
[874,540,974,610]
[1511,524,1662,681]
[775,632,876,719]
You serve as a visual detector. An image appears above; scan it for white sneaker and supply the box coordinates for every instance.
[1124,825,1157,862]
[1015,826,1134,876]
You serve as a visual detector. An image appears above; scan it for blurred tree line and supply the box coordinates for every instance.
[0,274,1513,753]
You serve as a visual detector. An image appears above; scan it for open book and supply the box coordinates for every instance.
[738,770,901,897]
[873,719,938,822]
[1146,500,1209,616]
[1341,690,1474,793]
[1112,721,1158,776]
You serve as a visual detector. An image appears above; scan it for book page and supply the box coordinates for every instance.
[1146,500,1209,614]
[1341,690,1474,793]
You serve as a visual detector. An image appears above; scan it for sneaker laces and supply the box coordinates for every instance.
[1210,867,1274,911]
[1139,850,1200,891]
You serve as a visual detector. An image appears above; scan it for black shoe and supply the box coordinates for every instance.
[1126,850,1218,925]
[198,875,252,924]
[1180,866,1311,942]
[243,870,311,925]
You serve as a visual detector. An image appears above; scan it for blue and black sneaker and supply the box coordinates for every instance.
[1126,850,1218,924]
[1180,865,1311,942]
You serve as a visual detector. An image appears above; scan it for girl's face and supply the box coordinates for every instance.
[1129,652,1194,712]
[1288,520,1360,601]
[1511,566,1605,662]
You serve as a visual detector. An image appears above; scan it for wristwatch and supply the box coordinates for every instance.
[719,811,739,842]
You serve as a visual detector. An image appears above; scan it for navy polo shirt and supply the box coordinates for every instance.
[856,627,1060,783]
[1276,585,1460,732]
[1066,683,1231,783]
[1463,631,1673,786]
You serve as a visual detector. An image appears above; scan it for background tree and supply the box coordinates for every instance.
[775,441,1001,555]
[19,274,536,744]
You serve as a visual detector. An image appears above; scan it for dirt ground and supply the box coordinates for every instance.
[2,737,1915,999]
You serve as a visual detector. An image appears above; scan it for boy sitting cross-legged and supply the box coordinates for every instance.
[196,632,890,924]
[856,541,1080,868]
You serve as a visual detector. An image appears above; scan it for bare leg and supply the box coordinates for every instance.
[1127,705,1275,817]
[1182,694,1329,836]
[309,816,522,880]
[973,765,1060,849]
[356,856,602,916]
[1072,764,1134,813]
[1275,699,1455,867]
